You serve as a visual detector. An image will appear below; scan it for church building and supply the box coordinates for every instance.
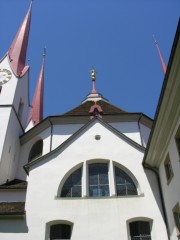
[0,2,180,240]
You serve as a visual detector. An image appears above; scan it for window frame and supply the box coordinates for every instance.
[114,166,137,196]
[28,139,43,163]
[60,167,82,198]
[128,220,152,240]
[164,154,174,184]
[58,161,140,199]
[88,162,110,197]
[45,220,73,240]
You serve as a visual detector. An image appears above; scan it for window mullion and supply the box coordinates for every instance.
[109,161,116,196]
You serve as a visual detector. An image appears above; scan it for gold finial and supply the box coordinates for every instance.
[91,67,96,81]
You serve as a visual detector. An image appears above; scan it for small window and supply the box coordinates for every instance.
[129,221,152,240]
[164,154,173,183]
[61,168,82,198]
[28,139,43,162]
[88,163,109,197]
[173,203,180,237]
[114,166,137,196]
[50,224,71,240]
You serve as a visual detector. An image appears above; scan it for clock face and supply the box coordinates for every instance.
[0,68,12,86]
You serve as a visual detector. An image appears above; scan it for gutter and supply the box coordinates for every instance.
[143,164,170,240]
[48,117,53,152]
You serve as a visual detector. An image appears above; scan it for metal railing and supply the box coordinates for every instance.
[130,235,151,240]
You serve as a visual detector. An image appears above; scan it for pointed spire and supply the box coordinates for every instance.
[28,49,45,126]
[153,35,167,75]
[8,2,32,76]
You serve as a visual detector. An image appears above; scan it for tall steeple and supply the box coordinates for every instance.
[8,1,32,76]
[153,35,167,75]
[27,51,45,126]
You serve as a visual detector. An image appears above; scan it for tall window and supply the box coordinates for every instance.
[88,163,109,197]
[129,221,152,240]
[164,154,173,183]
[0,86,2,94]
[50,224,71,240]
[115,166,137,196]
[28,139,43,162]
[61,168,82,197]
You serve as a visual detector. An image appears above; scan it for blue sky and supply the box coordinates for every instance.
[0,0,180,119]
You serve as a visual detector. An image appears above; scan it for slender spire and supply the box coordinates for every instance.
[8,2,32,76]
[27,49,45,126]
[91,67,97,93]
[153,35,167,75]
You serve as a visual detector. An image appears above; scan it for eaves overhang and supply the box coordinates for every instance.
[24,116,145,174]
[21,112,152,145]
[143,19,180,167]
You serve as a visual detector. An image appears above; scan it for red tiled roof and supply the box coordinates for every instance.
[64,100,127,116]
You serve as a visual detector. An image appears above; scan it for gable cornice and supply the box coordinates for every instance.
[24,116,145,174]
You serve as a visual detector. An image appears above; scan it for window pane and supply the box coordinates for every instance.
[130,221,151,239]
[99,173,109,184]
[72,186,81,197]
[61,168,82,198]
[50,224,71,239]
[116,184,126,196]
[115,167,137,196]
[99,185,109,196]
[89,163,109,197]
[28,140,43,162]
[89,172,98,185]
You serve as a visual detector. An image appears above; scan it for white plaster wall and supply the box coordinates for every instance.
[0,108,11,160]
[52,124,83,150]
[0,109,23,184]
[14,70,29,129]
[109,122,142,145]
[16,127,51,180]
[21,121,168,240]
[140,123,151,147]
[0,57,19,105]
[159,119,180,240]
[0,191,26,202]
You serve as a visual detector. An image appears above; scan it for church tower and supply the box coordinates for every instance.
[0,3,32,184]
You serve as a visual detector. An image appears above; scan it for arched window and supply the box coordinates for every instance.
[114,166,137,196]
[50,224,71,240]
[88,163,109,197]
[129,221,152,239]
[61,168,82,198]
[28,139,43,162]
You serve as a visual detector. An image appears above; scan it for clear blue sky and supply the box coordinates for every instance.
[0,0,180,119]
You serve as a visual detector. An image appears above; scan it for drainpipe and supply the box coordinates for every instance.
[48,117,53,152]
[143,164,170,240]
